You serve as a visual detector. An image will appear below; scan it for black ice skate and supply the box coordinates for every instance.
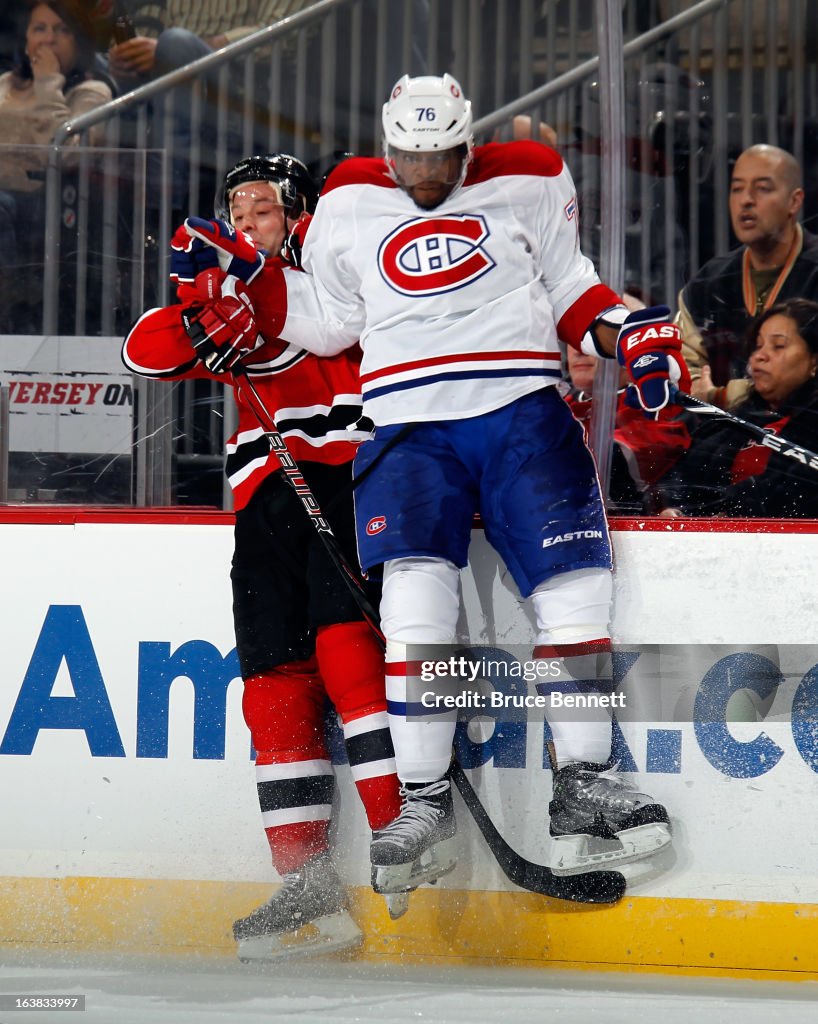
[549,763,672,876]
[370,778,458,919]
[233,850,362,962]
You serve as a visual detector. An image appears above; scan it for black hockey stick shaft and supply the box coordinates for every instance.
[235,365,624,905]
[231,367,383,640]
[671,387,818,472]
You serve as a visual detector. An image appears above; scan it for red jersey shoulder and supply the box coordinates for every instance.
[127,303,185,338]
[321,157,397,196]
[466,140,564,187]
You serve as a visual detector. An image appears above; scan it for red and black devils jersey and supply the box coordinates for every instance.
[122,258,369,510]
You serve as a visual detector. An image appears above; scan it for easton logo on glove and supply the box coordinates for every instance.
[616,305,691,416]
[632,353,660,370]
[623,324,679,350]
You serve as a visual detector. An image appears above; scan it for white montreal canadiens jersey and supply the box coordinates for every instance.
[282,140,620,426]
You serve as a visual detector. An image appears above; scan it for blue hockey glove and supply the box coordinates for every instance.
[616,305,691,416]
[184,217,265,283]
[169,223,220,284]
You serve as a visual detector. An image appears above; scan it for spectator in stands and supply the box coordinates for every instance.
[0,0,113,331]
[108,2,430,157]
[655,299,818,518]
[676,145,818,409]
[107,1,316,88]
[106,1,323,216]
[564,346,689,512]
[0,0,112,187]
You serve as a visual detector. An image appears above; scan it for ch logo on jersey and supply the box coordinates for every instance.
[378,215,496,296]
[366,515,387,535]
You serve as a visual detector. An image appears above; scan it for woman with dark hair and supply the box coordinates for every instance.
[0,0,112,191]
[654,298,818,518]
[0,1,112,329]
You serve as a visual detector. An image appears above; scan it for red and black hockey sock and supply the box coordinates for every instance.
[242,660,334,875]
[316,621,401,830]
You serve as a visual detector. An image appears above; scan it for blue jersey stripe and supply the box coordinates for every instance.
[364,366,561,401]
[387,697,455,719]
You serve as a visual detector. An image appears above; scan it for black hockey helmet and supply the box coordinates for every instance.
[219,154,319,221]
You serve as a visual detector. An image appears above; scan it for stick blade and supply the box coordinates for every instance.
[451,761,625,905]
[514,859,627,904]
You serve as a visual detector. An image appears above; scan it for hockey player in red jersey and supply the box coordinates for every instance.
[182,77,690,902]
[122,154,401,959]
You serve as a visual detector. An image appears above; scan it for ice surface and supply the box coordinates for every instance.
[2,950,818,1024]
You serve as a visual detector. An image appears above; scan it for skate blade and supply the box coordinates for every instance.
[551,822,672,876]
[236,910,363,963]
[379,858,455,920]
[372,835,459,895]
[385,892,410,920]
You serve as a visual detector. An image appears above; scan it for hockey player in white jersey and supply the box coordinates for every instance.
[185,74,689,902]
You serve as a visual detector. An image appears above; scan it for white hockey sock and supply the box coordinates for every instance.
[531,568,614,768]
[545,693,614,766]
[386,640,458,782]
[381,558,461,783]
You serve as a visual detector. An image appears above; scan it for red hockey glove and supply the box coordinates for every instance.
[616,305,691,417]
[174,266,226,306]
[181,279,262,374]
[183,217,265,283]
[281,211,311,268]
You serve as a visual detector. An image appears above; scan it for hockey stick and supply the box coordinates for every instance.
[230,365,625,905]
[671,387,818,472]
[231,365,383,640]
[449,761,626,903]
[179,273,384,636]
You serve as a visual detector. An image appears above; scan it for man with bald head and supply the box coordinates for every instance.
[677,144,818,407]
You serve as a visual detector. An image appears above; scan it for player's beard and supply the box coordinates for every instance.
[406,179,456,209]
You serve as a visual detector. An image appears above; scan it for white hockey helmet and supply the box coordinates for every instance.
[382,73,473,153]
[383,74,473,205]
